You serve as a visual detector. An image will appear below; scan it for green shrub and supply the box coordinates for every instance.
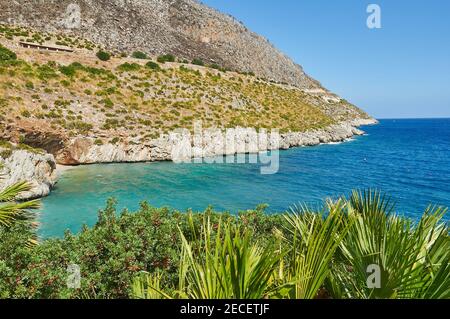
[191,58,204,66]
[68,121,93,133]
[0,188,448,299]
[157,54,175,63]
[20,110,31,118]
[145,61,160,70]
[102,118,120,129]
[0,45,17,61]
[117,62,140,72]
[59,65,76,77]
[132,51,148,59]
[25,81,34,90]
[0,139,12,149]
[60,80,70,87]
[0,200,278,298]
[96,50,111,61]
[17,143,45,155]
[36,63,58,80]
[94,139,103,146]
[100,98,114,108]
[0,149,12,159]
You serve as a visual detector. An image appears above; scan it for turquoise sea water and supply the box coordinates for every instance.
[39,119,450,238]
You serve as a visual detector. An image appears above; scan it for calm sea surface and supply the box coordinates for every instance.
[39,119,450,238]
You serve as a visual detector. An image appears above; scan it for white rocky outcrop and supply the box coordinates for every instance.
[350,118,379,126]
[0,119,376,199]
[58,120,376,164]
[0,149,57,200]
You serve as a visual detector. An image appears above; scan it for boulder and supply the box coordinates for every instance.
[0,149,57,200]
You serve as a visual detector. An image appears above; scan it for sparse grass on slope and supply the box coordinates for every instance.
[0,56,334,139]
[0,24,367,144]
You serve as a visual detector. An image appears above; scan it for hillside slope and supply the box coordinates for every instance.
[0,22,374,160]
[1,0,320,89]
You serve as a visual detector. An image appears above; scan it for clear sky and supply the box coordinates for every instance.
[202,0,450,119]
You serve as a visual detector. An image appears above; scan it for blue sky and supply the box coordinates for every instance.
[202,0,450,119]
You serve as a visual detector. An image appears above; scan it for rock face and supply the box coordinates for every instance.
[0,0,319,89]
[56,120,377,165]
[0,150,57,200]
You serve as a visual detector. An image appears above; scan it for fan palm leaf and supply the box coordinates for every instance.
[0,181,40,247]
[329,189,449,299]
[278,199,352,299]
[0,181,40,227]
[133,216,282,299]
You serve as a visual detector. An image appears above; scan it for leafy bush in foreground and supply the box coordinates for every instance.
[0,190,448,299]
[134,191,449,300]
[135,214,281,299]
[328,191,450,299]
[0,200,278,298]
[133,201,349,299]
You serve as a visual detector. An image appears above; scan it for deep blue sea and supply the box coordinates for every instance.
[39,119,450,238]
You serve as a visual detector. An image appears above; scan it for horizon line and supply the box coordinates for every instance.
[375,116,450,120]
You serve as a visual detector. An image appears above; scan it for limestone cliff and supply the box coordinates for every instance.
[0,148,57,199]
[52,119,375,165]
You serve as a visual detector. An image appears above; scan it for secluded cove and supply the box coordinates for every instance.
[39,119,450,238]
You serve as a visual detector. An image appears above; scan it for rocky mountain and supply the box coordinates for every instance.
[0,0,320,89]
[0,1,377,199]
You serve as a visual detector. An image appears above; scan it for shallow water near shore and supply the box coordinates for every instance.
[39,119,450,238]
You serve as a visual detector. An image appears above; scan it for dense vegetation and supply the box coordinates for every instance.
[0,184,448,299]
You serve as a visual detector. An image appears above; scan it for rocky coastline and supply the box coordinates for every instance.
[0,118,377,200]
[0,149,57,200]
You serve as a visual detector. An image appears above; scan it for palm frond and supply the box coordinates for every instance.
[279,199,352,299]
[0,181,33,202]
[330,190,450,299]
[0,181,40,247]
[133,216,282,299]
